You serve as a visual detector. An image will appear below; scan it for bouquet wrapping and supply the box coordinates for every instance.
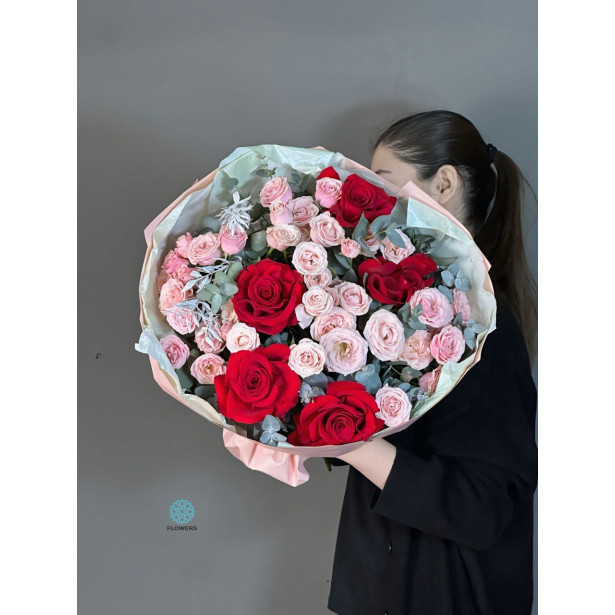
[136,144,496,486]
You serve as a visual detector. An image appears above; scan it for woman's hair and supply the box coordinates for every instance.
[373,110,537,358]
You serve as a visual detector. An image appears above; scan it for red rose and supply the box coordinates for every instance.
[232,259,305,335]
[214,344,300,424]
[288,381,384,446]
[329,174,397,227]
[358,253,437,305]
[317,166,340,180]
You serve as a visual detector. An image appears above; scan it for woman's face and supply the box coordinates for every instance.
[370,144,467,227]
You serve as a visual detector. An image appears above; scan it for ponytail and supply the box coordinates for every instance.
[474,151,537,358]
[374,110,537,358]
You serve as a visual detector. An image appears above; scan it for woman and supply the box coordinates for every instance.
[326,110,538,615]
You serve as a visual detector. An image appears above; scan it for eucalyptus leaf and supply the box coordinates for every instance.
[441,269,455,287]
[342,268,358,284]
[175,367,194,391]
[472,323,486,334]
[250,230,267,252]
[333,250,351,268]
[352,214,369,241]
[219,282,238,295]
[227,261,244,279]
[438,284,454,303]
[386,228,408,248]
[466,336,476,350]
[215,271,233,285]
[211,294,223,313]
[370,214,392,235]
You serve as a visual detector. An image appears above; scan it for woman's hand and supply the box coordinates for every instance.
[337,438,398,490]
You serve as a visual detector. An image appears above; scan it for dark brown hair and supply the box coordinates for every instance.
[373,110,537,358]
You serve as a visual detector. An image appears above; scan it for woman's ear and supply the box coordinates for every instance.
[431,164,460,207]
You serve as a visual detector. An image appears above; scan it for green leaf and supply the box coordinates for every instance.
[352,214,369,241]
[370,214,392,235]
[196,288,214,302]
[211,294,223,313]
[387,228,408,248]
[227,261,244,280]
[342,268,358,284]
[255,168,270,177]
[219,282,238,295]
[215,271,232,285]
[250,230,267,252]
[175,366,194,391]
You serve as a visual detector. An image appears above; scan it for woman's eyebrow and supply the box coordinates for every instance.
[374,169,392,175]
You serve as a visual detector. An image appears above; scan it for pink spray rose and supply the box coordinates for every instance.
[291,241,329,276]
[409,288,454,329]
[340,238,361,259]
[310,307,357,342]
[363,309,405,361]
[219,226,248,254]
[304,268,333,289]
[159,278,193,313]
[452,289,472,325]
[194,321,226,354]
[266,224,302,251]
[187,232,222,266]
[225,322,260,353]
[221,299,239,325]
[430,325,465,364]
[162,249,189,276]
[190,353,226,385]
[380,233,416,264]
[337,282,372,316]
[320,328,368,375]
[259,176,293,208]
[315,176,343,208]
[419,366,442,395]
[400,330,433,370]
[165,308,197,335]
[309,212,345,247]
[269,200,294,225]
[175,233,194,258]
[290,196,319,226]
[302,285,334,317]
[160,334,190,369]
[375,384,412,427]
[288,339,326,378]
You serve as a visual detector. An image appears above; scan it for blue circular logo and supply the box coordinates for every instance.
[169,499,195,524]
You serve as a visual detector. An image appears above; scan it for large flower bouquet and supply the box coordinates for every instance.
[136,144,496,486]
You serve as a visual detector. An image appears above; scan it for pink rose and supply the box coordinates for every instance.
[310,307,357,342]
[294,304,314,329]
[288,339,326,378]
[291,241,329,276]
[452,289,472,325]
[304,268,333,289]
[340,238,361,259]
[302,286,334,317]
[400,330,433,370]
[159,278,193,313]
[266,224,302,251]
[160,334,190,369]
[190,353,226,385]
[225,322,260,353]
[309,212,345,247]
[430,325,465,364]
[363,309,405,361]
[187,232,222,266]
[156,269,170,292]
[219,226,248,254]
[194,321,226,354]
[409,288,454,329]
[375,384,412,427]
[166,308,197,335]
[419,366,442,395]
[315,176,343,208]
[290,196,319,226]
[221,299,239,324]
[269,200,294,225]
[362,229,382,256]
[175,233,194,258]
[320,328,368,375]
[259,176,293,208]
[162,249,189,276]
[175,263,196,285]
[337,282,372,316]
[380,233,416,264]
[220,320,234,340]
[325,285,341,306]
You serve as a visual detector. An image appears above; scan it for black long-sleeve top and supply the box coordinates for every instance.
[326,291,538,615]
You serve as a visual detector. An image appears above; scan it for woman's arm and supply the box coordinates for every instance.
[337,438,397,489]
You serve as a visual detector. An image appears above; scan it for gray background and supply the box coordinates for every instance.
[78,1,537,613]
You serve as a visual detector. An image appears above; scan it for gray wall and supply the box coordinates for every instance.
[78,1,537,613]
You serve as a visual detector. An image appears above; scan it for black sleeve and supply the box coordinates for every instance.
[369,309,538,551]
